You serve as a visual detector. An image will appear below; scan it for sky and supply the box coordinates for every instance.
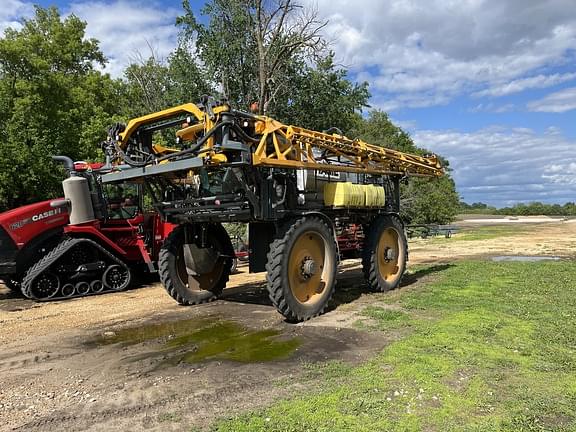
[1,0,576,207]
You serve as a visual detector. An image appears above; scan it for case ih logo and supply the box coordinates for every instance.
[9,208,63,231]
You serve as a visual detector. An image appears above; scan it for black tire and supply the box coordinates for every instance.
[266,216,338,322]
[362,215,408,292]
[159,223,233,305]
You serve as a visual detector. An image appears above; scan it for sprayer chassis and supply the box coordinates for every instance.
[102,154,405,322]
[100,100,441,321]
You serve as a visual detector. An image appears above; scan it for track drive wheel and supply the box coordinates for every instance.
[159,223,233,305]
[266,216,337,322]
[362,215,408,292]
[103,264,131,291]
[29,272,61,299]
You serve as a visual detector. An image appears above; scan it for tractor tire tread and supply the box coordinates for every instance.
[266,216,337,322]
[159,224,231,306]
[362,214,408,292]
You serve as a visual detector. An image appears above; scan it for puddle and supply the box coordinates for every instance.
[89,317,301,364]
[491,255,562,262]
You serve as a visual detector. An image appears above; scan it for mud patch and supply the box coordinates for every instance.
[89,316,301,365]
[491,255,562,262]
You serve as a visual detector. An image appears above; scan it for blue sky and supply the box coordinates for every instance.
[2,0,576,206]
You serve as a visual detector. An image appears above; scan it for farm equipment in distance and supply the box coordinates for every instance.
[0,159,174,300]
[407,224,458,239]
[99,97,444,321]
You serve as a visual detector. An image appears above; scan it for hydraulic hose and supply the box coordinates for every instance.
[114,143,154,168]
[155,120,234,163]
[115,118,258,167]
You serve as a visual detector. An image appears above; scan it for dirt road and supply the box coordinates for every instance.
[1,220,574,431]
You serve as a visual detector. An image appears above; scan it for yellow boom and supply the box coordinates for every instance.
[113,102,443,178]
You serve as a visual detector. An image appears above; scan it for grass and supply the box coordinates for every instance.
[453,225,531,241]
[158,412,182,423]
[213,261,576,431]
[355,306,414,331]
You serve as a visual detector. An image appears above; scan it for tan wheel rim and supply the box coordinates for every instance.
[377,227,403,281]
[288,230,334,305]
[176,248,224,292]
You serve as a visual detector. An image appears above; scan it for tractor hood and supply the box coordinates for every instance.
[0,200,69,248]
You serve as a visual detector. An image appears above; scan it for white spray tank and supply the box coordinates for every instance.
[52,156,96,225]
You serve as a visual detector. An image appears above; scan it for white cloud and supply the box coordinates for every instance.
[0,0,34,34]
[0,0,179,78]
[527,87,576,113]
[469,102,516,113]
[543,162,576,185]
[68,0,179,77]
[472,73,576,98]
[413,126,576,205]
[317,0,576,110]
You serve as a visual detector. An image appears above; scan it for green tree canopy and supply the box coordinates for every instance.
[351,110,460,225]
[122,46,210,117]
[0,6,123,210]
[271,53,369,132]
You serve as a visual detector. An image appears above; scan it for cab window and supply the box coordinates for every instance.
[103,183,140,219]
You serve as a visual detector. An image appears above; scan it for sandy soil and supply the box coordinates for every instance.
[0,220,574,431]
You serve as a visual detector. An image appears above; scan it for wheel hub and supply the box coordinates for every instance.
[288,231,332,305]
[376,227,402,281]
[301,257,317,278]
[384,247,396,262]
[103,265,130,291]
[31,272,60,299]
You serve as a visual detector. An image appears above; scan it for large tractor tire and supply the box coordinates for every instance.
[362,215,408,292]
[266,216,338,322]
[159,223,234,305]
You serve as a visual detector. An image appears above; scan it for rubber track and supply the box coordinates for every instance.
[21,237,130,301]
[158,226,228,306]
[265,216,337,322]
[361,214,408,292]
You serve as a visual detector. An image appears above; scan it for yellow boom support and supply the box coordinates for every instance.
[112,102,443,178]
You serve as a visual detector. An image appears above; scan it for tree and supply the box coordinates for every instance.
[271,53,369,132]
[0,7,123,210]
[122,45,210,117]
[350,111,420,153]
[352,110,460,224]
[401,176,460,225]
[179,0,327,114]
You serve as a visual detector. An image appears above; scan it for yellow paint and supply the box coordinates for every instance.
[117,102,443,179]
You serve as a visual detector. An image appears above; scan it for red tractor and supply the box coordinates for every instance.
[0,156,174,300]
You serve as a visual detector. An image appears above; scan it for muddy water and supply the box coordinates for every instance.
[89,317,301,364]
[491,255,562,262]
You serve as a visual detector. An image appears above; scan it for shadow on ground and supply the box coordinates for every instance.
[222,262,454,317]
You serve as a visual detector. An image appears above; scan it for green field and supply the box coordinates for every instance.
[214,261,576,431]
[454,225,532,241]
